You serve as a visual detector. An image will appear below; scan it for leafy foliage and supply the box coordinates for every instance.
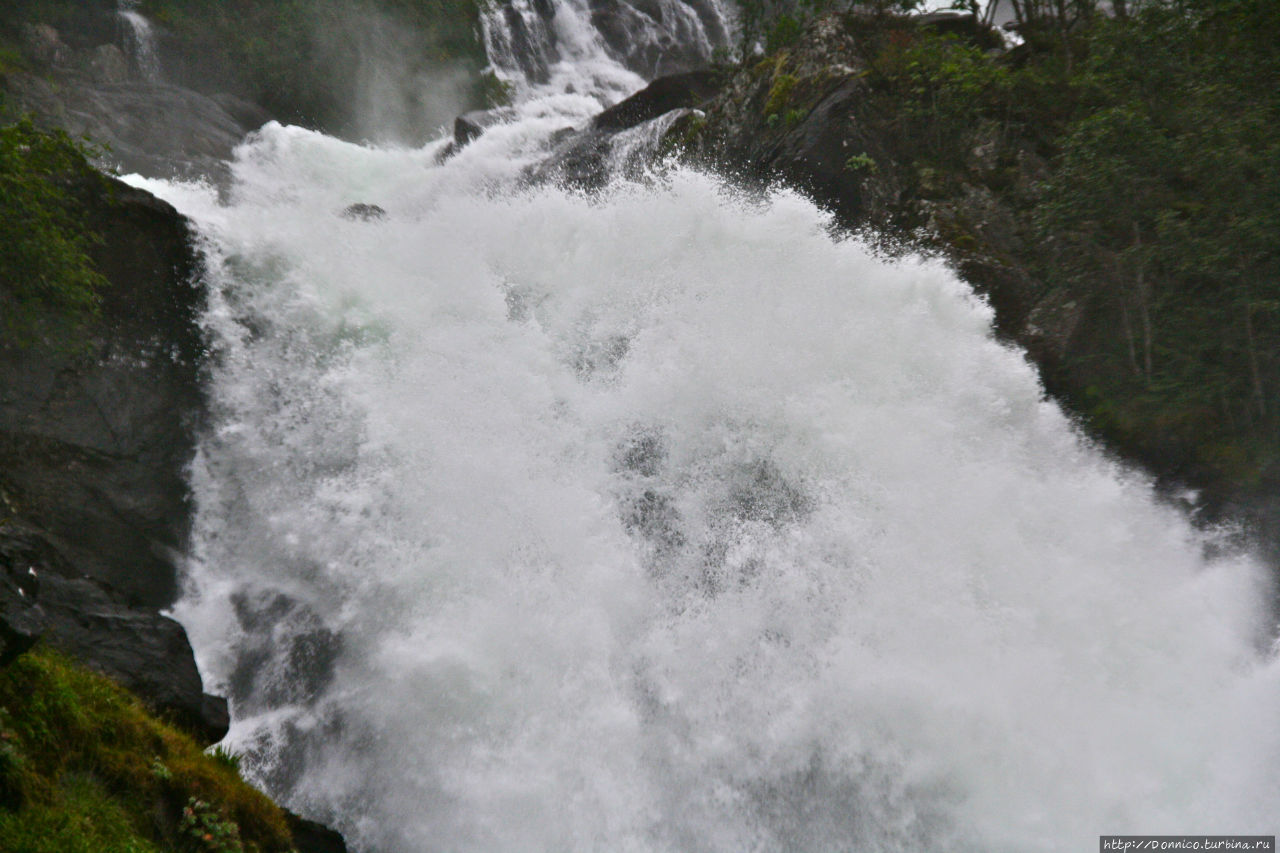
[1032,0,1280,485]
[737,0,923,59]
[869,29,1013,170]
[734,0,1280,490]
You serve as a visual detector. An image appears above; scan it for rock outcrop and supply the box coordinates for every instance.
[592,69,721,131]
[3,71,265,181]
[0,170,225,741]
[1,16,270,181]
[285,810,351,853]
[0,12,349,847]
[0,177,204,608]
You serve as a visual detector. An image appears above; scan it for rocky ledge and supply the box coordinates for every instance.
[0,171,349,849]
[3,19,270,181]
[0,170,220,734]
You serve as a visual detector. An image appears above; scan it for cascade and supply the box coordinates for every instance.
[117,0,161,82]
[480,0,732,100]
[124,2,1280,851]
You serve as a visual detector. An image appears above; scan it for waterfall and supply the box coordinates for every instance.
[123,3,1280,851]
[480,0,732,101]
[117,0,161,82]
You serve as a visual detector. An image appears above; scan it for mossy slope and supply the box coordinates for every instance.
[0,648,296,853]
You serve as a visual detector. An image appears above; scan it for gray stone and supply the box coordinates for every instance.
[1,71,270,182]
[0,531,47,667]
[285,810,349,853]
[0,524,226,744]
[0,177,202,608]
[341,203,387,222]
[20,23,69,67]
[593,70,722,131]
[38,569,230,745]
[454,107,515,147]
[89,44,130,85]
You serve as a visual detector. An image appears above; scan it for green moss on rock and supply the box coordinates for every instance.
[0,648,296,853]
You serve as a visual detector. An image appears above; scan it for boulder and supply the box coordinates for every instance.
[0,525,227,743]
[340,203,387,222]
[0,531,47,667]
[285,810,349,853]
[20,24,70,67]
[593,70,723,131]
[525,129,615,190]
[453,107,515,147]
[89,44,130,85]
[38,570,229,744]
[0,177,202,608]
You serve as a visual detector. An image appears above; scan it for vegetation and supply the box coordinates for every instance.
[1033,0,1280,487]
[0,647,296,853]
[736,0,924,59]
[728,0,1280,496]
[0,117,108,348]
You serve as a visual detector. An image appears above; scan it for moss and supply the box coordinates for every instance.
[0,648,295,853]
[764,72,798,121]
[0,118,108,349]
[0,45,27,75]
[477,70,514,109]
[0,773,164,853]
[843,153,878,175]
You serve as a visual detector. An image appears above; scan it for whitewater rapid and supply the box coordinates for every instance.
[121,5,1280,838]
[128,120,1280,851]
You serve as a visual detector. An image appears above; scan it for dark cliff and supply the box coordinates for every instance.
[0,168,227,739]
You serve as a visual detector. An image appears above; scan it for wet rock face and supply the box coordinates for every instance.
[0,525,228,744]
[89,44,130,85]
[687,14,1052,342]
[20,23,71,67]
[285,811,350,853]
[514,69,725,191]
[0,178,203,609]
[39,570,230,745]
[2,72,262,181]
[593,69,722,131]
[0,173,224,740]
[341,202,387,222]
[454,107,516,146]
[1,20,271,182]
[0,532,47,667]
[588,0,730,78]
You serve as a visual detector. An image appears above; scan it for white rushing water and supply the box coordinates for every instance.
[126,7,1280,851]
[481,0,731,100]
[117,0,161,82]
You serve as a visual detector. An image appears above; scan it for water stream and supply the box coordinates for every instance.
[117,0,161,82]
[127,3,1280,850]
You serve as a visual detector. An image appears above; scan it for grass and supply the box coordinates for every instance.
[0,647,297,853]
